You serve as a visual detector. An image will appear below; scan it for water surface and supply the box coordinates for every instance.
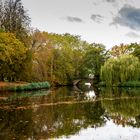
[0,86,140,140]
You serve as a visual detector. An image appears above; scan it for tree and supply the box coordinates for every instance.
[0,0,30,45]
[0,32,27,81]
[29,29,48,50]
[109,44,132,58]
[29,31,108,85]
[32,33,77,84]
[81,43,106,82]
[0,0,3,27]
[101,55,140,86]
[32,45,55,82]
[31,32,90,85]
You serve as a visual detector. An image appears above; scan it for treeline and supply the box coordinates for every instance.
[0,29,106,85]
[0,0,140,86]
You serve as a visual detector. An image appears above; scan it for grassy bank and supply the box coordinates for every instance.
[0,81,50,91]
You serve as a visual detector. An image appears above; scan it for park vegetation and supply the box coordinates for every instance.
[0,0,140,88]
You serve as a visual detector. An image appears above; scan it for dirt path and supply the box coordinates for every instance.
[0,81,27,87]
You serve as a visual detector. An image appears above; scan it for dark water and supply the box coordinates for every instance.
[0,86,140,140]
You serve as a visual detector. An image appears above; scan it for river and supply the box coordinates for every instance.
[0,86,140,140]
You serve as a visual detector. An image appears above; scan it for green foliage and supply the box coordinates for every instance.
[31,32,94,85]
[30,32,109,85]
[101,55,140,86]
[81,43,106,81]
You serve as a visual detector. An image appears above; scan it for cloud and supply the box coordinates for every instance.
[105,0,116,2]
[66,16,83,23]
[90,14,104,23]
[105,0,133,3]
[126,32,140,38]
[112,5,140,30]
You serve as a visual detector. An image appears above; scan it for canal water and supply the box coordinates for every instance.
[0,86,140,140]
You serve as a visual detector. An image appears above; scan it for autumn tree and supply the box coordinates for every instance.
[0,32,27,81]
[109,44,132,58]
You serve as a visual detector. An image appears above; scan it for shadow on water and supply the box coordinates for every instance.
[0,86,140,139]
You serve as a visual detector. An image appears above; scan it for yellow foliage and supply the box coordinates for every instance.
[0,32,27,81]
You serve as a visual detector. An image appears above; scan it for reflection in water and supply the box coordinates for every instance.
[84,90,96,100]
[0,87,140,139]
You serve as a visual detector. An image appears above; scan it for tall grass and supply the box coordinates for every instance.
[8,81,50,91]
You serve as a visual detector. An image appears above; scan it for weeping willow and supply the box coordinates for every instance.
[100,55,140,86]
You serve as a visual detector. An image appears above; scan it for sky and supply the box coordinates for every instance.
[22,0,140,49]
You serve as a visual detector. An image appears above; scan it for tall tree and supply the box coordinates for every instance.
[0,0,30,44]
[81,43,106,82]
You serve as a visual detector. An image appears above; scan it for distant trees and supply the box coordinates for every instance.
[28,31,108,85]
[31,33,87,85]
[1,24,140,86]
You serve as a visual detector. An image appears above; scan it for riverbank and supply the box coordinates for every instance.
[0,81,50,91]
